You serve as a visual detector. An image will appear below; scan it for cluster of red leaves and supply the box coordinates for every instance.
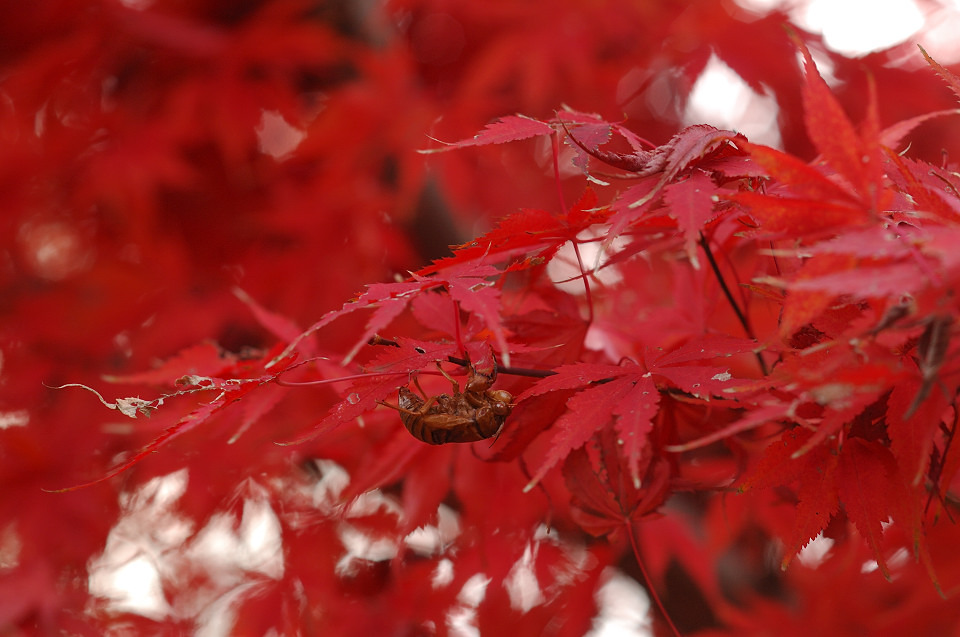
[6,1,960,635]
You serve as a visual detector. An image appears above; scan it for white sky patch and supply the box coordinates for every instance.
[311,459,351,514]
[861,547,910,574]
[547,232,625,301]
[684,54,782,148]
[459,573,491,606]
[345,488,403,518]
[194,583,263,637]
[87,470,192,620]
[735,0,788,13]
[681,0,960,161]
[915,2,960,64]
[91,555,171,620]
[256,109,306,159]
[432,558,455,589]
[586,569,652,637]
[186,497,285,581]
[797,533,834,568]
[404,503,461,555]
[88,471,287,628]
[504,544,544,612]
[447,573,491,637]
[0,410,29,429]
[0,523,22,570]
[734,0,930,57]
[795,0,925,56]
[335,524,399,577]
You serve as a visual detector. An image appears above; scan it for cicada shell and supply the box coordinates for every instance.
[382,361,513,444]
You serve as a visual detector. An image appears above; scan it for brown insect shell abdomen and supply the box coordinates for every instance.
[397,387,429,441]
[397,387,465,445]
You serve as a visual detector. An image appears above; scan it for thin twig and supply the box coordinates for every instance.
[699,232,768,375]
[446,356,556,378]
[626,519,682,637]
[571,240,595,324]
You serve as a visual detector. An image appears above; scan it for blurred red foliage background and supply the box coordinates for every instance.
[3,1,960,634]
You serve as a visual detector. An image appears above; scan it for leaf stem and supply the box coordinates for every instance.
[453,299,466,360]
[699,232,768,375]
[446,355,556,378]
[625,519,681,637]
[927,405,958,519]
[274,370,415,387]
[572,240,595,324]
[274,357,425,387]
[551,130,568,214]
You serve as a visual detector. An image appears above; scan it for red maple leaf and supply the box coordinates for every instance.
[791,32,885,211]
[21,5,960,634]
[835,438,900,579]
[281,260,511,365]
[519,337,749,489]
[662,169,718,267]
[919,45,960,104]
[101,342,235,386]
[282,337,457,446]
[739,427,840,567]
[602,125,745,251]
[49,346,299,491]
[427,114,555,149]
[562,427,672,537]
